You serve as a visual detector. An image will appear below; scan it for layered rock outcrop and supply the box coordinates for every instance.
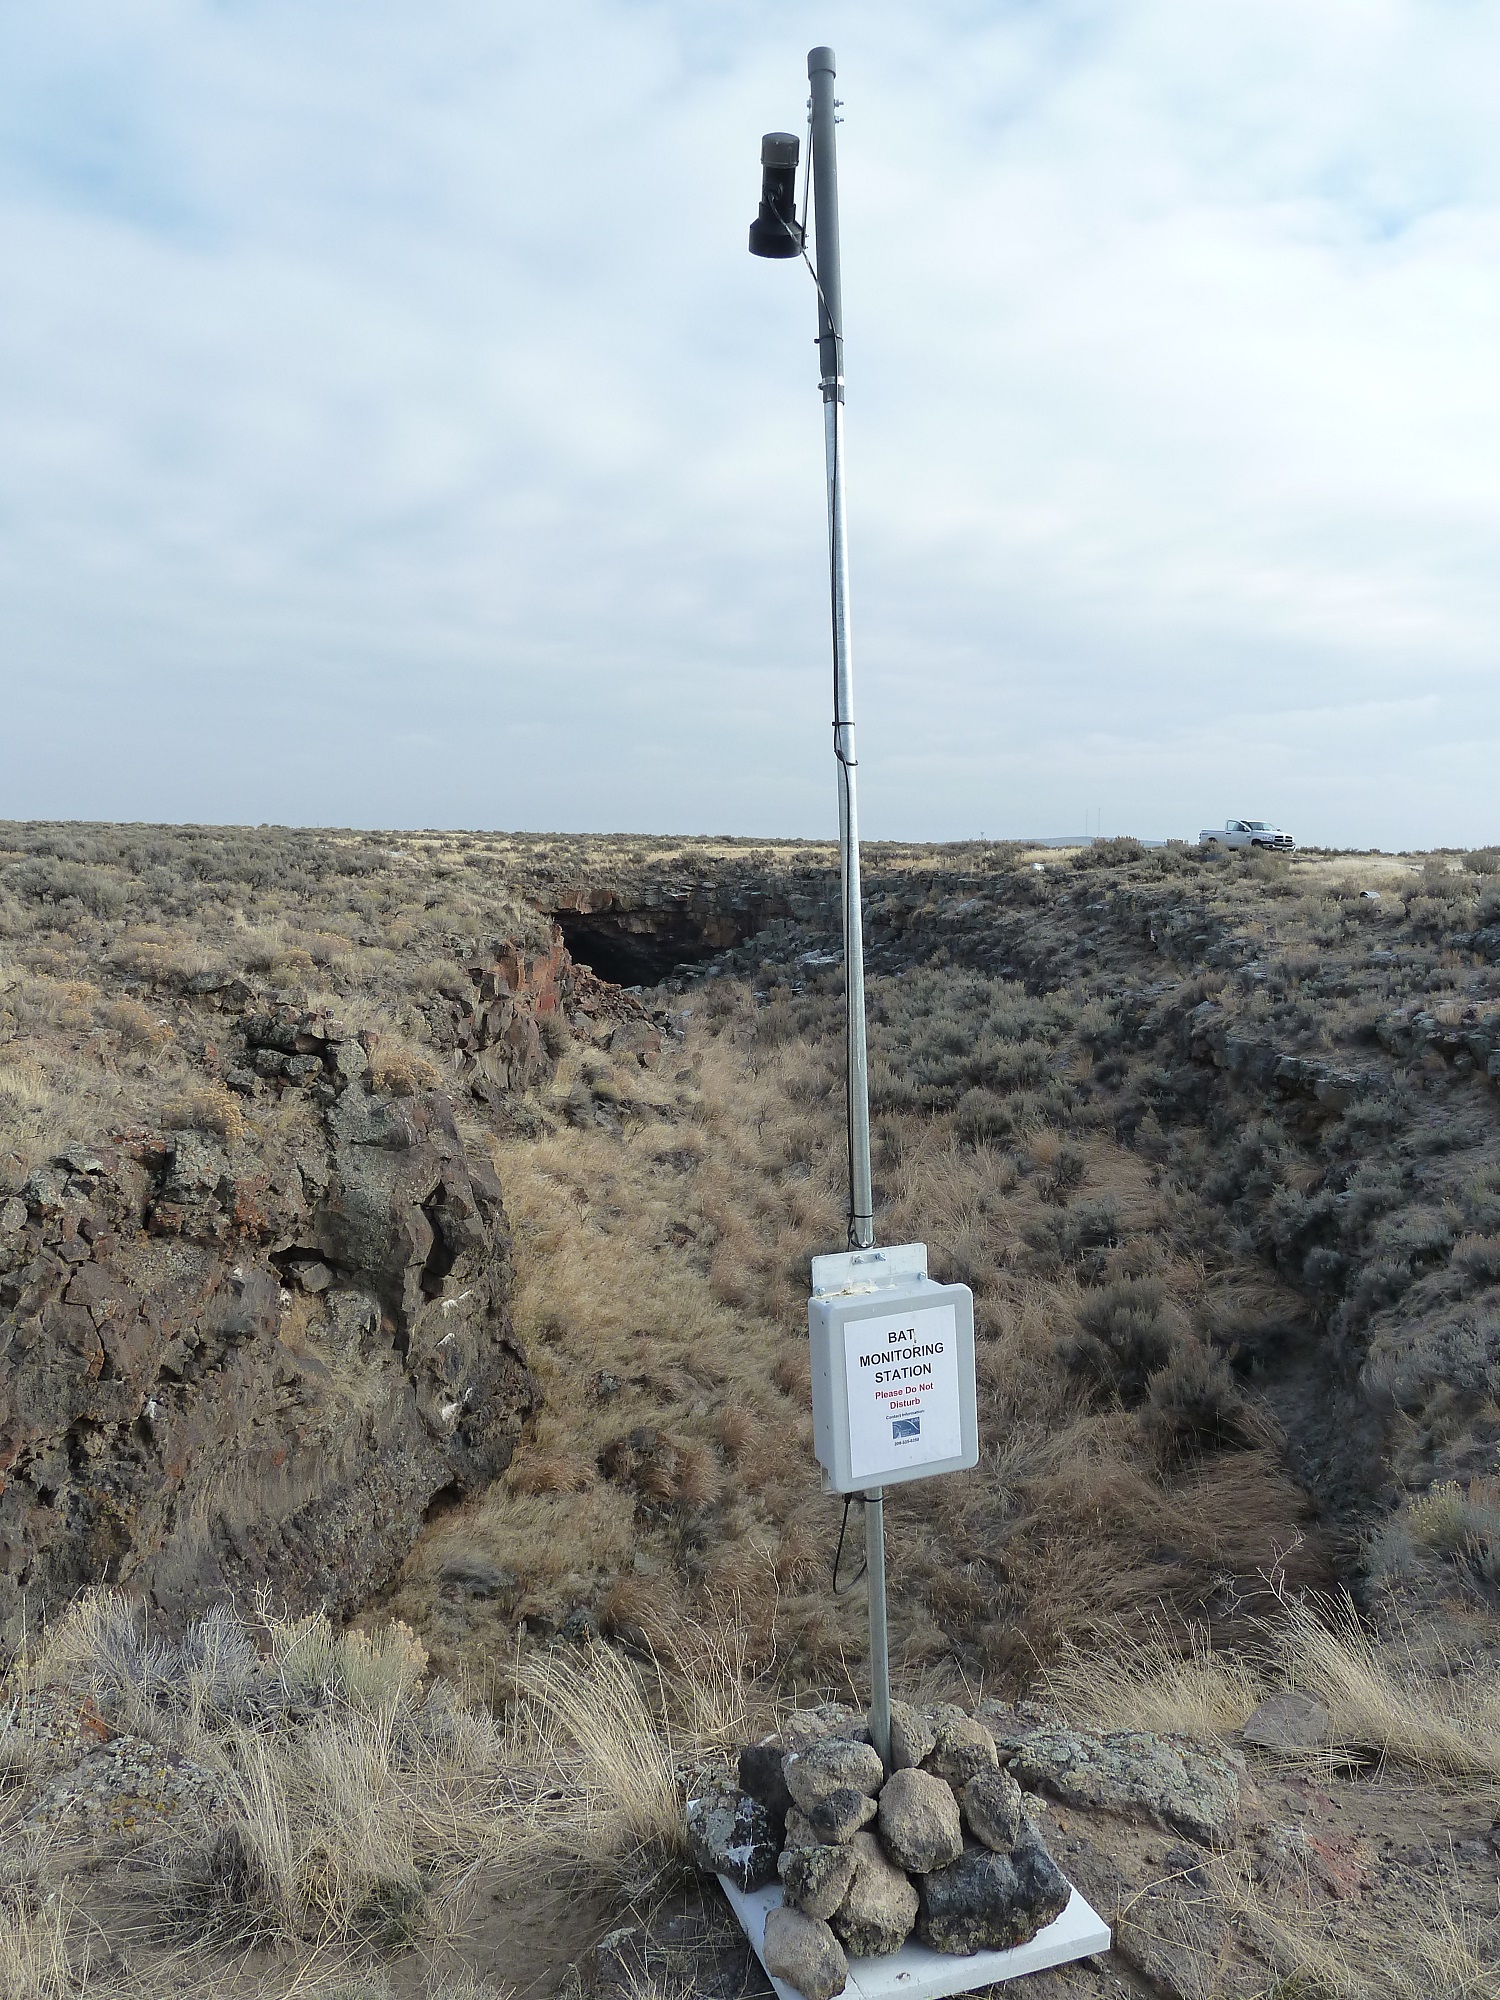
[0,1000,540,1640]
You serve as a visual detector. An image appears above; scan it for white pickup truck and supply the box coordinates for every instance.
[1199,819,1296,852]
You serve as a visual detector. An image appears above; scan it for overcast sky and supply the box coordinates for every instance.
[2,2,1498,849]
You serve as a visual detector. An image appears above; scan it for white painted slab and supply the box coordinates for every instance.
[720,1876,1111,1999]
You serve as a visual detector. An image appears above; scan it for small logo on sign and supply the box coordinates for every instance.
[891,1416,921,1443]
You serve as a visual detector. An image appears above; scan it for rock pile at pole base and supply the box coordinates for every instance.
[687,1701,1072,2000]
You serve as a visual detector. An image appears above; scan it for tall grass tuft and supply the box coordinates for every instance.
[1041,1623,1267,1739]
[1279,1590,1500,1782]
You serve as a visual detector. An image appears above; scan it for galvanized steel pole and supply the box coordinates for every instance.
[807,43,890,1773]
[808,44,874,1259]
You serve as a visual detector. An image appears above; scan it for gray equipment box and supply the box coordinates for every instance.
[808,1243,978,1494]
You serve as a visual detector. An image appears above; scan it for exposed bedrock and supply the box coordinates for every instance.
[0,1002,540,1639]
[551,875,838,985]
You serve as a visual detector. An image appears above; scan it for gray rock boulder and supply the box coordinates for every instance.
[762,1905,849,2000]
[916,1831,1070,1956]
[887,1699,938,1771]
[742,1706,871,1825]
[779,1841,861,1920]
[805,1786,878,1845]
[783,1703,863,1752]
[961,1766,1025,1851]
[1007,1728,1245,1849]
[924,1712,1000,1794]
[830,1830,919,1957]
[1242,1691,1331,1754]
[786,1735,886,1812]
[877,1767,963,1873]
[685,1781,778,1891]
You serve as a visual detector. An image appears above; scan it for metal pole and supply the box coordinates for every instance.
[808,45,874,1257]
[808,43,889,1772]
[864,1488,891,1764]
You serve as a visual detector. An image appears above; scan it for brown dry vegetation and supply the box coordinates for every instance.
[2,1587,1498,1999]
[3,821,1500,1996]
[389,965,1331,1695]
[0,823,554,1191]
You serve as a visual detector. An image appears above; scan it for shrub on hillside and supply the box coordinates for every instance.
[163,1083,245,1143]
[1370,1478,1500,1598]
[1071,837,1146,869]
[1143,1344,1270,1462]
[1060,1276,1177,1402]
[1365,1302,1500,1414]
[955,1086,1039,1143]
[8,858,129,918]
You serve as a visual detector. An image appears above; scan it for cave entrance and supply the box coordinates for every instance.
[554,911,756,987]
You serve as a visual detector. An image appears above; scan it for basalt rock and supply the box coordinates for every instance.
[687,1780,779,1892]
[887,1698,938,1772]
[923,1710,1000,1794]
[779,1840,861,1920]
[1241,1692,1332,1754]
[1006,1727,1246,1849]
[916,1831,1071,1956]
[740,1735,796,1824]
[876,1767,964,1874]
[804,1786,878,1845]
[961,1766,1026,1852]
[829,1830,919,1958]
[785,1736,886,1813]
[761,1905,849,2000]
[0,1009,539,1639]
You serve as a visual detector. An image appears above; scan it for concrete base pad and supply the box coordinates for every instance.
[719,1876,1111,1999]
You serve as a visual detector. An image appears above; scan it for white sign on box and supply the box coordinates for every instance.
[808,1246,978,1494]
[845,1300,963,1482]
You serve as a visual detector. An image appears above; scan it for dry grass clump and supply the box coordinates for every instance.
[162,1080,246,1143]
[1221,1871,1500,2000]
[34,1593,433,1748]
[496,1608,779,1908]
[366,1037,447,1097]
[1044,1587,1500,1785]
[0,1890,84,2000]
[1369,1478,1500,1605]
[4,1585,779,1996]
[1041,1624,1269,1739]
[30,1593,497,1952]
[168,1717,434,1949]
[0,1810,100,2000]
[1280,1590,1500,1782]
[504,1643,689,1899]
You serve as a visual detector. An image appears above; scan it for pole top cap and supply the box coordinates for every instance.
[761,130,800,168]
[808,45,836,77]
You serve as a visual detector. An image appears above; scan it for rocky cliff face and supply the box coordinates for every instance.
[0,994,541,1639]
[550,870,841,985]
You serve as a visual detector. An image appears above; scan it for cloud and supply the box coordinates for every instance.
[0,0,1498,846]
